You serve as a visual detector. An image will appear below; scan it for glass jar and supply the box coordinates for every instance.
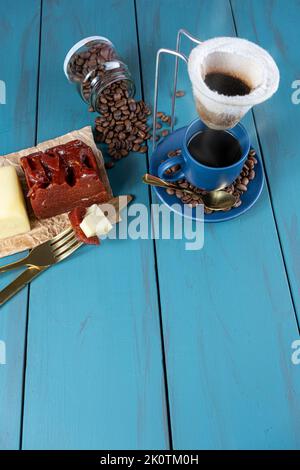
[64,36,136,113]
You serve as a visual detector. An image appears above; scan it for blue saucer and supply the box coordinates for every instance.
[149,126,264,223]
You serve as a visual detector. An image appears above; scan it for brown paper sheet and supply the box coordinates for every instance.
[0,126,113,258]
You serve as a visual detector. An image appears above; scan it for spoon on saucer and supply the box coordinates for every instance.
[142,174,236,211]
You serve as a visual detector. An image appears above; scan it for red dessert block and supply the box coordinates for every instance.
[21,140,109,219]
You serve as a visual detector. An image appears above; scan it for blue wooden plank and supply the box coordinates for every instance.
[230,0,300,321]
[21,0,169,449]
[136,0,300,449]
[0,0,41,449]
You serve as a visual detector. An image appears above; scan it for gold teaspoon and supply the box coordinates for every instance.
[142,174,236,211]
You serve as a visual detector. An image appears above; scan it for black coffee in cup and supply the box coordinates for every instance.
[204,72,251,96]
[187,129,242,168]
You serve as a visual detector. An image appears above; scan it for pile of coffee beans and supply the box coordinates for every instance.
[94,81,152,163]
[165,148,258,213]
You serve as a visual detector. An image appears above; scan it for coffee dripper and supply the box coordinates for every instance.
[152,29,280,146]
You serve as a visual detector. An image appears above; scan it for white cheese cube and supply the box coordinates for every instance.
[0,166,30,240]
[80,205,113,238]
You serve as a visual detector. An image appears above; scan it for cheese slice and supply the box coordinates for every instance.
[80,204,113,239]
[0,166,30,240]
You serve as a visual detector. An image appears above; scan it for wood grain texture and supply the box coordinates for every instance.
[21,0,169,450]
[136,0,300,449]
[231,0,300,321]
[0,0,41,449]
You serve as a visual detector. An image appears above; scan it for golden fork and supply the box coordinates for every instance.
[0,227,82,306]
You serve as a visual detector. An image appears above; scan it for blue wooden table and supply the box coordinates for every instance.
[0,0,299,450]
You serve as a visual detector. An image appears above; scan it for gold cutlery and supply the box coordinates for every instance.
[0,195,133,307]
[0,227,82,306]
[142,174,236,211]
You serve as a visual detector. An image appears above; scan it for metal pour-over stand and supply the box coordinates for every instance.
[152,29,201,150]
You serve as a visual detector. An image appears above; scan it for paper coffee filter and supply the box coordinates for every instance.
[188,37,280,129]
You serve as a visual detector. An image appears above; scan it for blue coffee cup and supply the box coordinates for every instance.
[157,118,250,190]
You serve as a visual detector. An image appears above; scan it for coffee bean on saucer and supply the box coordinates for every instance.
[249,155,258,164]
[236,183,247,192]
[233,199,242,208]
[166,188,175,195]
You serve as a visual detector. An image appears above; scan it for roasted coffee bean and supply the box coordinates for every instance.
[137,130,146,139]
[166,188,175,196]
[113,93,122,101]
[105,161,115,169]
[175,90,185,97]
[161,129,169,137]
[115,98,127,108]
[138,146,148,153]
[236,183,247,192]
[113,110,122,120]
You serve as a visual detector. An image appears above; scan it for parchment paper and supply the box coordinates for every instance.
[0,126,113,258]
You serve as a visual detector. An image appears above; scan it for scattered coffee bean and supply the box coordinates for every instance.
[105,161,115,170]
[166,188,175,195]
[236,183,247,192]
[175,90,185,98]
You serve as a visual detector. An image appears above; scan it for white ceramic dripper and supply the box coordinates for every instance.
[188,37,280,129]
